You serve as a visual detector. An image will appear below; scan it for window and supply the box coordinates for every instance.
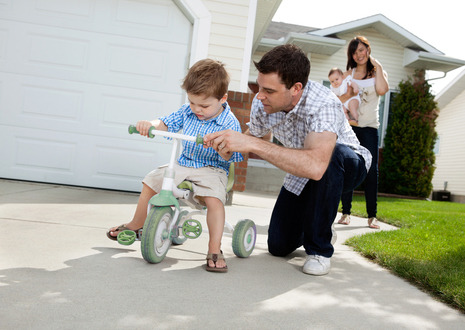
[433,136,440,155]
[379,90,398,147]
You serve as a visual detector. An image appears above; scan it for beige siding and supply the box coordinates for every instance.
[204,0,251,91]
[251,28,416,91]
[311,28,415,90]
[432,91,465,196]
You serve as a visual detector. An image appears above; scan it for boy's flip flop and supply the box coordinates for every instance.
[106,224,141,241]
[206,250,228,273]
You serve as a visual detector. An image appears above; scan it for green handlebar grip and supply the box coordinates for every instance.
[128,125,138,134]
[196,134,204,145]
[147,127,156,138]
[127,125,155,138]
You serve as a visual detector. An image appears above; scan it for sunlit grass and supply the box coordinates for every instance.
[343,196,465,312]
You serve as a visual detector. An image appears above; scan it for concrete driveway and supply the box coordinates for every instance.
[1,179,464,329]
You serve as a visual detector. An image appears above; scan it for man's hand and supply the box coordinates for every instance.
[206,129,336,180]
[204,129,253,154]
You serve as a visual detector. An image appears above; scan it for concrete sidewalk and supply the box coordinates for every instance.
[0,179,464,329]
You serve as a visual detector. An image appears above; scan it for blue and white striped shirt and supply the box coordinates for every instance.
[160,102,244,174]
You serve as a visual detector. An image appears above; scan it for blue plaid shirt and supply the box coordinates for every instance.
[160,102,244,174]
[249,81,372,195]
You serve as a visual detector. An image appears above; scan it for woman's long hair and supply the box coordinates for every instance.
[346,36,375,79]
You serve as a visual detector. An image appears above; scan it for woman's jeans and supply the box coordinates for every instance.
[267,144,367,258]
[341,127,379,218]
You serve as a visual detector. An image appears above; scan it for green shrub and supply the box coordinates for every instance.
[379,70,438,197]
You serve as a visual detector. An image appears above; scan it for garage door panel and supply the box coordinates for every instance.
[115,0,173,28]
[0,21,92,79]
[0,74,89,132]
[1,21,187,92]
[0,74,84,127]
[103,41,187,90]
[1,0,190,44]
[0,1,12,12]
[99,92,182,130]
[1,127,78,183]
[28,33,90,70]
[92,142,167,183]
[0,73,184,137]
[98,38,188,91]
[0,126,172,190]
[34,0,95,18]
[1,0,191,191]
[15,137,76,173]
[21,83,84,122]
[94,146,154,180]
[88,137,173,191]
[0,28,7,62]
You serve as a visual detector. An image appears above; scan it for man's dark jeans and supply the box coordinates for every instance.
[268,144,367,258]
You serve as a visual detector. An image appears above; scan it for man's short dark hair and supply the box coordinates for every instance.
[254,44,310,89]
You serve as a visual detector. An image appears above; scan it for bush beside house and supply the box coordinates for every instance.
[379,70,438,198]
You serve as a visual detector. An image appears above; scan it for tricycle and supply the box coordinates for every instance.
[116,125,257,264]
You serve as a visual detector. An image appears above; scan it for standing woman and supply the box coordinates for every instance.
[337,36,389,229]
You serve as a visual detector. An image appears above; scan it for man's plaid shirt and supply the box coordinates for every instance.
[248,81,372,195]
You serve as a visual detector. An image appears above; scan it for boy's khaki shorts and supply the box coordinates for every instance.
[143,164,228,205]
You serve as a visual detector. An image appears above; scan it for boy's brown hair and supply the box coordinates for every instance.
[181,59,230,100]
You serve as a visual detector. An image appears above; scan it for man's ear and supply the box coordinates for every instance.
[291,82,303,95]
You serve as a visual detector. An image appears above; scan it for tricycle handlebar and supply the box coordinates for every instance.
[128,125,204,145]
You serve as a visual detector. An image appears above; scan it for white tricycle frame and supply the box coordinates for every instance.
[117,125,257,264]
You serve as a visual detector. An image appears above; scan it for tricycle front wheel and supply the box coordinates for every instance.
[141,206,173,264]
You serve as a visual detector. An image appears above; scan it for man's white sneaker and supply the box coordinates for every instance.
[303,255,331,276]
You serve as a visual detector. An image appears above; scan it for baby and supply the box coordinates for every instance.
[328,68,360,126]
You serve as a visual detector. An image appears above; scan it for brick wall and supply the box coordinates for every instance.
[227,90,254,192]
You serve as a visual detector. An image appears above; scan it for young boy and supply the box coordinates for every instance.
[107,59,243,273]
[328,67,360,126]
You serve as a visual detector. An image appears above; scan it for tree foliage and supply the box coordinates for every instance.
[379,70,438,197]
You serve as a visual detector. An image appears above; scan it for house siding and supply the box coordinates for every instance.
[432,90,465,200]
[204,0,251,91]
[251,28,415,91]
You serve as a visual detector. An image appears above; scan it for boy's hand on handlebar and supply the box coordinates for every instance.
[136,120,154,137]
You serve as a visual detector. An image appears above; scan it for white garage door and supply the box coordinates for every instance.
[0,0,192,191]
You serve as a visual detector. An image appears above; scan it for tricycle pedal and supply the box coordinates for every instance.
[182,219,202,239]
[117,230,137,245]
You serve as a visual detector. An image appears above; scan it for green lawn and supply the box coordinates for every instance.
[342,196,465,312]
